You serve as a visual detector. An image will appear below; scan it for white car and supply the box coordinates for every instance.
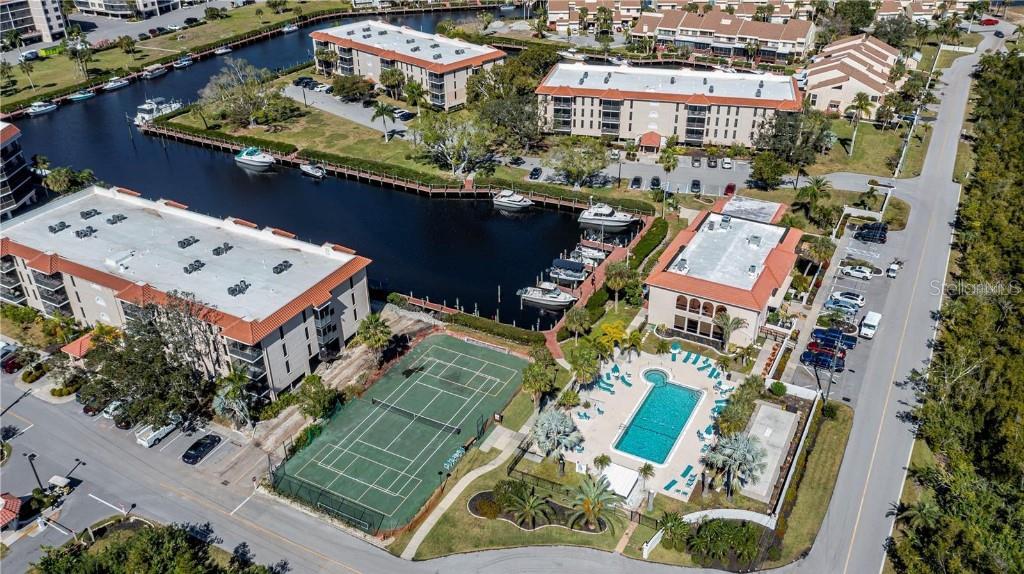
[832,290,866,307]
[136,420,178,447]
[167,24,183,31]
[313,83,330,93]
[840,266,873,281]
[721,157,733,169]
[101,400,123,419]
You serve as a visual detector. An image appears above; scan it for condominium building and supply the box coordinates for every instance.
[535,63,802,148]
[654,1,814,22]
[804,34,911,114]
[0,0,65,45]
[311,20,506,111]
[0,185,372,396]
[631,8,817,63]
[646,197,801,350]
[546,0,644,34]
[72,0,180,20]
[1,122,37,221]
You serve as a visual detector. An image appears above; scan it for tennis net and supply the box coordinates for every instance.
[371,398,461,435]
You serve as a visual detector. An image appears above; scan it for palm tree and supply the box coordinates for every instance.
[403,81,426,112]
[4,30,22,52]
[577,7,589,36]
[379,67,405,99]
[0,61,12,88]
[119,35,137,60]
[604,261,630,311]
[564,306,591,342]
[658,147,678,177]
[744,39,761,63]
[704,433,767,499]
[795,175,833,216]
[354,313,392,365]
[255,8,264,22]
[567,341,599,385]
[805,235,835,264]
[372,102,397,142]
[522,360,556,408]
[217,367,253,428]
[735,344,757,367]
[532,17,547,39]
[845,92,875,156]
[658,511,688,549]
[507,491,550,529]
[623,330,643,362]
[712,311,748,350]
[17,59,34,90]
[901,498,941,531]
[638,462,655,509]
[42,311,77,344]
[593,453,611,474]
[914,21,931,49]
[569,475,620,532]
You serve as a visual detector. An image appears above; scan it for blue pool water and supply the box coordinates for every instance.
[614,370,703,464]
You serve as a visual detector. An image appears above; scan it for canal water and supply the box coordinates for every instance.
[12,9,581,330]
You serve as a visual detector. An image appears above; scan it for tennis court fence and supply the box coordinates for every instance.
[271,464,387,535]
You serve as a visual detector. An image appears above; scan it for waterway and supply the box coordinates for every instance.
[12,9,581,330]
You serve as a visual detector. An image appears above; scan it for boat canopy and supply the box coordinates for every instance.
[553,258,586,272]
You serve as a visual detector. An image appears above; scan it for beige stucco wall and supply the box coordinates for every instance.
[648,285,762,348]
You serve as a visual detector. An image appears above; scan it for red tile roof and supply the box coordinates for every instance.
[536,76,804,112]
[61,332,94,359]
[0,493,20,528]
[0,123,20,147]
[639,131,663,147]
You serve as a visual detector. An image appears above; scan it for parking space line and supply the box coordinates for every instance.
[88,493,126,515]
[158,430,188,452]
[12,423,33,438]
[229,493,254,515]
[196,435,227,467]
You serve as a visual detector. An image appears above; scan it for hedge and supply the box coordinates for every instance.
[21,364,47,384]
[296,149,461,187]
[628,217,668,270]
[256,392,300,421]
[555,287,611,341]
[443,312,546,346]
[474,177,656,215]
[158,117,298,154]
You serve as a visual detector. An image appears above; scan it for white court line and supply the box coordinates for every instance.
[196,435,228,467]
[355,439,413,463]
[89,493,125,515]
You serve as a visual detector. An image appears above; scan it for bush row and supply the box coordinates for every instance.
[21,363,48,384]
[474,177,656,215]
[287,422,324,457]
[157,118,298,154]
[296,149,461,186]
[628,217,668,270]
[442,312,547,346]
[557,287,611,340]
[256,392,300,421]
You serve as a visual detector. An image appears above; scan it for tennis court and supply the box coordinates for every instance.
[275,334,525,531]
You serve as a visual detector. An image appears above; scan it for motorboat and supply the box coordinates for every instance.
[568,249,601,267]
[492,189,533,211]
[26,101,57,116]
[608,56,628,66]
[67,90,96,102]
[133,97,183,125]
[281,24,299,33]
[517,282,577,310]
[141,64,168,79]
[500,1,515,10]
[234,146,275,171]
[102,77,130,91]
[172,56,194,69]
[548,259,587,284]
[299,163,326,179]
[578,202,637,231]
[213,46,233,55]
[558,48,587,61]
[576,245,607,262]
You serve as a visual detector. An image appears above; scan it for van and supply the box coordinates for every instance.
[135,420,177,447]
[860,311,882,339]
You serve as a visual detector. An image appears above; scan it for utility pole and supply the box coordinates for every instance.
[24,452,44,491]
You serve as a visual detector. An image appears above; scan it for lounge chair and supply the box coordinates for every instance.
[671,352,677,362]
[663,479,678,491]
[682,351,692,363]
[680,464,693,478]
[708,368,719,379]
[686,475,697,487]
[715,399,730,405]
[711,405,725,414]
[697,362,712,372]
[691,353,702,365]
[574,444,585,453]
[705,424,715,435]
[596,406,605,415]
[701,444,710,454]
[621,376,633,387]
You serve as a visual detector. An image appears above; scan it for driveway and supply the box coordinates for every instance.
[518,155,750,196]
[281,85,410,139]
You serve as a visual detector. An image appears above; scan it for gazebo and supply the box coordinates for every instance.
[638,131,665,153]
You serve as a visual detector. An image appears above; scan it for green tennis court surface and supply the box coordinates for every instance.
[276,334,525,531]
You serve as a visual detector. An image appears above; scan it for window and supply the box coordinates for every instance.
[285,360,290,373]
[809,93,818,105]
[714,129,718,138]
[282,342,288,357]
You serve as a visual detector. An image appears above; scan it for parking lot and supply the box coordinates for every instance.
[517,155,750,196]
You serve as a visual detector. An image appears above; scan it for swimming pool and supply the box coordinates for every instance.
[613,369,703,465]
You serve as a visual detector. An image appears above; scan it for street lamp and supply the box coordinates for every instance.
[67,457,86,477]
[24,452,44,491]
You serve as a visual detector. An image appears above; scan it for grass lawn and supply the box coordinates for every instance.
[935,49,971,70]
[769,403,854,565]
[884,196,912,231]
[883,439,936,574]
[501,365,571,432]
[807,119,926,179]
[0,316,51,348]
[623,522,700,566]
[412,463,625,559]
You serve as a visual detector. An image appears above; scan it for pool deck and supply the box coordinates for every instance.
[565,349,735,503]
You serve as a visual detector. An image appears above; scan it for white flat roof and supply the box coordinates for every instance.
[316,20,499,66]
[602,462,640,498]
[721,195,784,223]
[668,213,785,290]
[539,62,796,101]
[2,186,357,322]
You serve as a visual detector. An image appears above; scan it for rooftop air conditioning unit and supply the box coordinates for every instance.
[346,30,355,36]
[670,76,676,84]
[748,235,762,247]
[106,213,126,225]
[363,33,372,39]
[703,77,708,85]
[362,26,371,32]
[411,46,420,52]
[707,221,716,231]
[748,264,757,276]
[406,38,415,44]
[455,48,465,55]
[755,89,761,97]
[432,53,442,60]
[758,80,764,88]
[708,85,714,93]
[80,209,100,220]
[430,43,440,48]
[721,215,732,229]
[48,221,69,234]
[378,30,387,35]
[228,285,238,296]
[578,77,585,85]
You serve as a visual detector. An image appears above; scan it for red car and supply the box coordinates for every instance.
[807,341,846,359]
[979,18,999,26]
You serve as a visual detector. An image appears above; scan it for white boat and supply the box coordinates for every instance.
[299,163,326,179]
[234,146,275,171]
[172,56,194,69]
[133,97,183,125]
[517,282,577,310]
[213,46,233,55]
[492,189,533,211]
[568,249,601,267]
[67,90,96,102]
[576,245,607,261]
[26,101,57,116]
[578,202,637,231]
[558,48,587,61]
[281,24,299,33]
[608,56,628,66]
[549,259,587,284]
[102,77,130,91]
[141,64,168,79]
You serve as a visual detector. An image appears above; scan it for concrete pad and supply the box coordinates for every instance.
[741,401,798,503]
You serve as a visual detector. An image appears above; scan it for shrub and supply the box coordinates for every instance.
[769,380,787,397]
[476,497,501,519]
[585,287,610,324]
[473,176,655,215]
[287,422,323,456]
[297,149,460,186]
[442,313,546,346]
[255,392,300,420]
[386,292,407,307]
[1,304,39,324]
[493,479,530,510]
[628,218,668,270]
[822,401,838,419]
[21,365,46,384]
[557,389,581,409]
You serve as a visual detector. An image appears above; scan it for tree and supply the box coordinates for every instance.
[744,39,761,62]
[569,475,620,531]
[4,29,22,52]
[566,339,599,385]
[478,11,495,31]
[297,374,338,420]
[751,151,788,190]
[266,0,287,14]
[604,261,630,311]
[403,81,426,112]
[215,367,254,429]
[118,35,137,60]
[900,498,941,531]
[531,409,582,455]
[255,7,264,22]
[873,14,913,48]
[913,20,931,49]
[845,91,876,156]
[476,93,542,153]
[564,307,592,342]
[577,7,589,35]
[834,0,875,32]
[43,166,95,194]
[379,67,405,99]
[199,57,276,128]
[506,491,550,529]
[544,136,608,187]
[796,175,833,216]
[592,453,611,473]
[687,519,732,563]
[712,311,748,348]
[532,17,547,39]
[638,462,655,495]
[42,311,77,344]
[658,511,688,549]
[857,185,879,209]
[754,3,775,22]
[435,18,457,37]
[754,106,832,171]
[0,61,12,88]
[522,360,556,408]
[371,101,397,142]
[354,313,392,365]
[703,433,767,499]
[17,59,34,90]
[658,147,678,177]
[623,330,644,362]
[332,75,374,102]
[417,110,494,174]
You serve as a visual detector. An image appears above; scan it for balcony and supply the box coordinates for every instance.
[32,272,65,291]
[39,289,69,306]
[314,314,334,329]
[317,330,339,346]
[1,272,19,289]
[228,343,264,363]
[0,286,26,305]
[0,258,14,273]
[232,360,267,380]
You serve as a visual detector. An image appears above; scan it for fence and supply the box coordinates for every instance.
[270,465,387,535]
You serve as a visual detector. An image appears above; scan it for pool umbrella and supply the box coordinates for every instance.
[611,364,620,373]
[670,341,683,352]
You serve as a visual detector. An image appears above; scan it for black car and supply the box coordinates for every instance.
[507,156,525,166]
[529,167,543,180]
[854,229,887,244]
[137,32,151,41]
[182,434,222,465]
[691,155,701,168]
[690,179,702,194]
[650,176,662,190]
[361,98,377,108]
[629,176,643,189]
[395,109,416,121]
[994,30,1004,38]
[156,27,168,34]
[184,17,199,25]
[707,156,718,168]
[800,351,845,372]
[860,222,888,232]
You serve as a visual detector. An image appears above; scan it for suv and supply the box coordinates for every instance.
[840,265,873,280]
[529,167,543,180]
[832,291,865,307]
[629,176,643,190]
[721,157,733,169]
[800,351,845,372]
[690,179,702,194]
[807,341,846,359]
[691,155,701,168]
[824,298,860,315]
[650,176,661,190]
[707,156,718,168]
[811,327,858,349]
[855,228,888,244]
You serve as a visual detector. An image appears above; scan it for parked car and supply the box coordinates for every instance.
[395,109,416,121]
[148,28,159,36]
[721,157,733,169]
[293,76,313,86]
[629,176,643,190]
[313,83,330,93]
[800,351,845,372]
[650,176,661,190]
[690,179,702,194]
[82,401,103,417]
[114,412,135,430]
[136,417,179,448]
[137,32,151,41]
[1,355,20,374]
[860,222,888,232]
[529,167,543,180]
[824,298,860,315]
[156,27,169,34]
[707,156,718,168]
[832,291,866,307]
[184,17,200,25]
[979,18,999,25]
[807,341,846,359]
[886,262,901,278]
[0,343,16,364]
[101,400,123,419]
[182,433,222,465]
[811,328,858,349]
[690,155,701,168]
[860,311,882,339]
[167,24,183,32]
[854,229,888,244]
[840,265,874,280]
[361,98,377,108]
[724,183,736,196]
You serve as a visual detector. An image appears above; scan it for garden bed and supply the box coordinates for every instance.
[467,490,608,534]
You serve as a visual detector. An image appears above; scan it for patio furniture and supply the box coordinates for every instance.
[705,424,715,435]
[596,406,605,415]
[697,362,712,372]
[663,479,678,491]
[708,368,719,378]
[714,399,730,405]
[574,444,585,453]
[680,464,693,478]
[686,475,697,487]
[621,375,633,387]
[682,351,692,363]
[690,353,702,365]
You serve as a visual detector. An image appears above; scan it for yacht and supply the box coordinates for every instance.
[141,64,168,79]
[68,90,96,102]
[578,203,637,231]
[608,56,629,66]
[517,282,577,310]
[576,245,607,261]
[548,259,587,284]
[26,101,57,116]
[492,189,533,211]
[568,249,601,267]
[281,24,299,33]
[234,147,275,171]
[172,56,194,69]
[558,48,587,61]
[213,46,233,55]
[133,97,183,125]
[299,163,326,179]
[102,77,130,91]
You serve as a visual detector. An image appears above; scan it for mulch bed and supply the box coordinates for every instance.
[467,491,608,533]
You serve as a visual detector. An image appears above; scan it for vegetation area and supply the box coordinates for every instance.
[804,118,930,179]
[885,47,1024,574]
